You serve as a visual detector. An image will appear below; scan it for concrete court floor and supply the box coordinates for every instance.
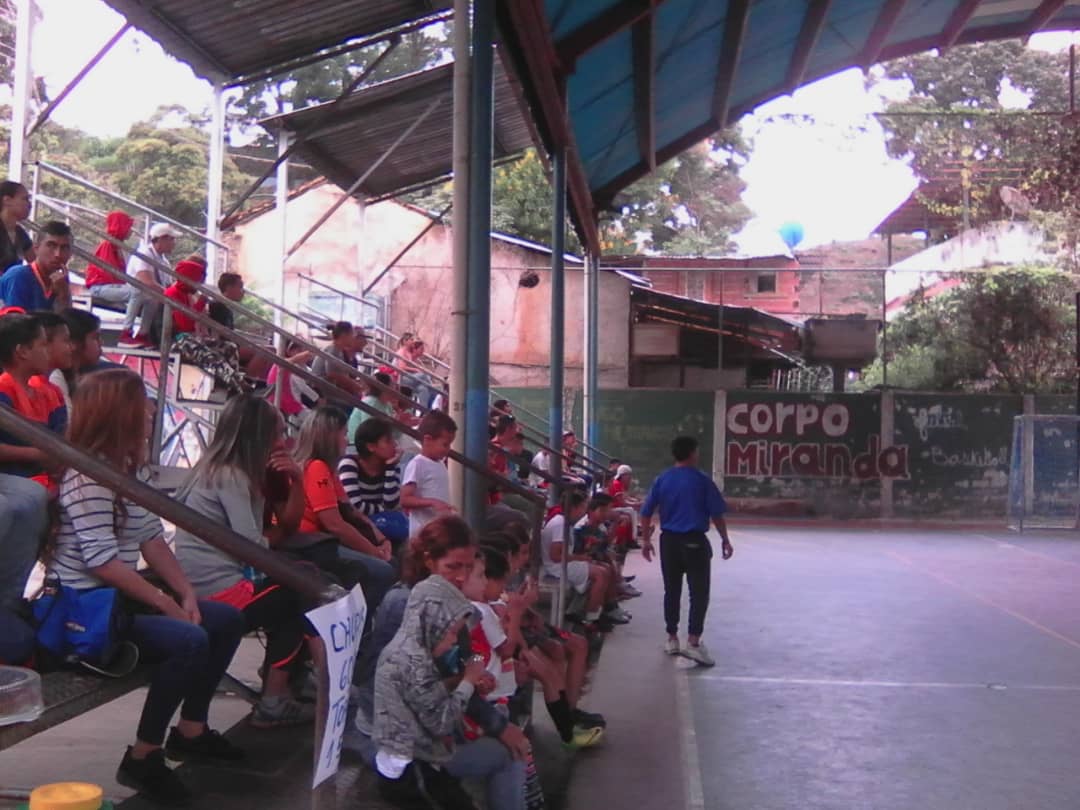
[569,526,1080,810]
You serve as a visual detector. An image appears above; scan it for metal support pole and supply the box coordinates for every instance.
[206,83,226,276]
[286,99,440,259]
[28,162,39,221]
[25,22,131,139]
[449,0,471,512]
[549,147,567,503]
[583,253,600,465]
[274,130,290,411]
[8,0,33,181]
[151,303,174,462]
[462,0,495,527]
[881,269,888,387]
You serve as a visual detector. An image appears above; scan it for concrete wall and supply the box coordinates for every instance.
[495,386,1067,521]
[225,189,630,387]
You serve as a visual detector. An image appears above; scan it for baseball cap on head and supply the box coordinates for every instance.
[616,464,633,477]
[150,223,180,240]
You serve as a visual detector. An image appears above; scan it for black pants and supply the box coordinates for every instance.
[659,531,712,637]
[378,761,477,810]
[242,581,313,671]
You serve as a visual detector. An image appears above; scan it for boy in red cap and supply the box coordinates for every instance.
[165,257,251,395]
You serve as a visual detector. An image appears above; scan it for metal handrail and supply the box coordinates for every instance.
[43,209,548,506]
[295,276,613,469]
[34,160,231,252]
[0,405,337,604]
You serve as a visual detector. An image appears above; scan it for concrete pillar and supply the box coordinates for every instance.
[880,389,895,518]
[713,389,727,487]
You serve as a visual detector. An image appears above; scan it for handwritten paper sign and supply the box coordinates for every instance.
[306,583,367,788]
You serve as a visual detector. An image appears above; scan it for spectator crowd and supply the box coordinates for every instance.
[0,189,658,810]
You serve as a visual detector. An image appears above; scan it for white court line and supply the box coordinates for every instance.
[674,664,705,810]
[693,674,1080,692]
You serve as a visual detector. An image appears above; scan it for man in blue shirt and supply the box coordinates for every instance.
[0,220,73,313]
[640,435,734,666]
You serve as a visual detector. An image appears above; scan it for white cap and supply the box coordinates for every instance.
[616,464,633,477]
[150,223,180,240]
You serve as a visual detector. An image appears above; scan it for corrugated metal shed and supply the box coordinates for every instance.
[258,60,534,201]
[99,0,450,82]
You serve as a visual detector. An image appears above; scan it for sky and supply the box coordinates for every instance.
[24,0,1078,251]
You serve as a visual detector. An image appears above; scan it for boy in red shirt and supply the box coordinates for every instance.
[0,312,66,492]
[166,257,250,395]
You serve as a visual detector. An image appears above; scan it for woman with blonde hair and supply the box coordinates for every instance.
[50,368,245,805]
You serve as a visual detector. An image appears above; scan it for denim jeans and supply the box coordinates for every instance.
[445,736,526,810]
[0,473,48,609]
[336,546,397,617]
[122,286,161,337]
[90,283,131,307]
[131,599,245,745]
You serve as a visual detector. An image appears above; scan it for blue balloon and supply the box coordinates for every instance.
[778,221,804,250]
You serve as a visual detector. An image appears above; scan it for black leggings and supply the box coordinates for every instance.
[242,581,313,671]
[659,531,712,637]
[378,761,477,810]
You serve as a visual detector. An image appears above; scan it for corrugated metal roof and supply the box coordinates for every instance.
[100,0,450,82]
[499,0,1080,248]
[258,60,534,201]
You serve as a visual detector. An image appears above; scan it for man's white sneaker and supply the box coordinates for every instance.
[604,607,632,624]
[664,637,680,656]
[682,642,715,667]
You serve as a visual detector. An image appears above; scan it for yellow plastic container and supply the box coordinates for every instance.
[28,782,104,810]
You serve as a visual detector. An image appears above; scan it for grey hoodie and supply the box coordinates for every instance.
[373,574,477,765]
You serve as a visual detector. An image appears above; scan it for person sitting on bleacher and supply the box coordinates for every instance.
[484,527,605,740]
[28,311,73,434]
[292,406,395,616]
[49,308,124,412]
[165,256,253,396]
[51,368,246,805]
[173,394,318,730]
[345,370,396,442]
[540,492,616,631]
[338,418,410,550]
[373,554,528,810]
[0,180,34,274]
[0,312,67,493]
[83,210,135,309]
[0,220,72,313]
[120,222,177,348]
[311,320,368,414]
[267,339,319,418]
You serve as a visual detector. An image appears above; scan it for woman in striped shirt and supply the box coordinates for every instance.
[51,369,246,806]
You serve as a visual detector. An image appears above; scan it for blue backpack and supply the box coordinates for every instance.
[31,578,138,677]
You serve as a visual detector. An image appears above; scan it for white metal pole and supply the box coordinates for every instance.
[206,83,226,276]
[8,0,34,181]
[273,131,290,412]
[449,0,471,511]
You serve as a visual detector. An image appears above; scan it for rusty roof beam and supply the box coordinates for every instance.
[555,0,653,71]
[786,0,832,93]
[859,0,907,68]
[1025,0,1068,33]
[940,0,982,50]
[712,0,751,127]
[631,8,656,172]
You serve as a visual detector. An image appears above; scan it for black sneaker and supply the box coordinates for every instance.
[116,747,191,806]
[165,727,246,762]
[573,708,607,728]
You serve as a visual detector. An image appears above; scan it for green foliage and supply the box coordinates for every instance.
[605,132,752,256]
[873,40,1076,230]
[229,28,450,140]
[863,267,1077,393]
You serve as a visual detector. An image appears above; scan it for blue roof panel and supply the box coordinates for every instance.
[545,0,628,40]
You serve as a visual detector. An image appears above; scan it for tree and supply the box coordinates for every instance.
[229,27,450,141]
[605,131,751,255]
[872,41,1073,228]
[862,267,1076,393]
